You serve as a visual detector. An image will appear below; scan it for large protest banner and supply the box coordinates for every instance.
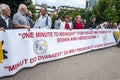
[0,29,116,77]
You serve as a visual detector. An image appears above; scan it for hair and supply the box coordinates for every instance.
[64,15,69,19]
[76,15,81,18]
[0,3,9,14]
[90,16,96,20]
[18,4,26,12]
[41,6,47,11]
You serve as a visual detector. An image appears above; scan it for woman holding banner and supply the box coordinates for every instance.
[60,15,72,30]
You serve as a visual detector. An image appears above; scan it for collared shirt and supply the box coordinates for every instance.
[1,14,9,28]
[13,12,30,26]
[34,14,52,29]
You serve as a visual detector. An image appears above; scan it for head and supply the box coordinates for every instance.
[69,17,72,22]
[55,14,60,19]
[18,4,28,15]
[40,7,47,16]
[113,23,118,27]
[27,10,32,17]
[83,19,87,23]
[64,15,70,23]
[109,22,113,26]
[0,4,11,17]
[103,22,108,28]
[91,16,96,23]
[76,15,81,22]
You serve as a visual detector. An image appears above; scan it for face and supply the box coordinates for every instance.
[2,6,11,17]
[65,17,69,23]
[91,18,96,23]
[23,6,28,14]
[110,22,113,25]
[84,20,86,23]
[29,12,32,17]
[69,17,72,21]
[56,15,59,19]
[92,18,96,22]
[40,8,46,16]
[76,16,81,22]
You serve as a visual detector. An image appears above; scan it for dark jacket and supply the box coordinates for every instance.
[85,21,96,29]
[0,15,13,29]
[27,16,34,28]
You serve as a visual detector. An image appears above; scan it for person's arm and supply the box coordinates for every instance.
[0,27,5,31]
[60,22,64,29]
[69,23,72,30]
[14,24,30,29]
[33,18,39,28]
[47,17,52,29]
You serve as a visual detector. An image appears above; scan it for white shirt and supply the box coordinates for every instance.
[34,14,52,29]
[1,14,9,28]
[54,19,62,29]
[60,22,72,29]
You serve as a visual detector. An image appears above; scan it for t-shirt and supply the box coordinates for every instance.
[13,12,30,26]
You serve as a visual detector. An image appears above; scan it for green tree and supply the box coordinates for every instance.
[58,8,92,22]
[92,0,119,23]
[113,0,120,23]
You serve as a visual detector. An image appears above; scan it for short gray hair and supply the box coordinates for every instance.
[18,4,26,12]
[0,3,8,14]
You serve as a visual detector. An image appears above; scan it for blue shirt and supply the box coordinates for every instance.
[34,14,52,29]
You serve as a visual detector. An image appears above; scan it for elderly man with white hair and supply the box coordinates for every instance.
[12,4,30,29]
[0,3,13,31]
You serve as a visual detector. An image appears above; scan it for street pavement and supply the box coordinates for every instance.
[0,46,120,80]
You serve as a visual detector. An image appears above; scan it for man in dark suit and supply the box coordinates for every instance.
[0,3,13,31]
[85,16,96,29]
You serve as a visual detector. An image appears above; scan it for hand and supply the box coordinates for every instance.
[69,28,72,31]
[0,27,5,32]
[24,25,30,29]
[89,27,92,30]
[24,25,30,31]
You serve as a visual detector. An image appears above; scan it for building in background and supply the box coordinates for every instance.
[35,3,56,15]
[86,0,98,10]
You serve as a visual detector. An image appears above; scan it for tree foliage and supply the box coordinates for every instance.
[92,0,120,23]
[57,8,92,21]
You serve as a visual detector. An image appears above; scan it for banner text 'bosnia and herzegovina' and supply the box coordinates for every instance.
[0,29,116,77]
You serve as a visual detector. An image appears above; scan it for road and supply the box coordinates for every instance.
[1,46,120,80]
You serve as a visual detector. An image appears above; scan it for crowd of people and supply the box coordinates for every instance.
[0,3,120,47]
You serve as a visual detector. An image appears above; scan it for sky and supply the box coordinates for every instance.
[32,0,86,9]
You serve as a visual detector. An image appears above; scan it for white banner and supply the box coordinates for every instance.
[0,29,116,77]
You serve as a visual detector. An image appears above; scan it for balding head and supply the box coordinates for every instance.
[0,3,11,17]
[18,4,28,14]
